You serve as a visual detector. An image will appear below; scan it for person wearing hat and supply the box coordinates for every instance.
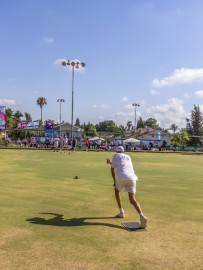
[106,146,147,228]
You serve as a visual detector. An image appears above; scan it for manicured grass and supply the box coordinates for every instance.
[0,149,203,270]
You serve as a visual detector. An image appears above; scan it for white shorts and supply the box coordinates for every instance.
[115,179,136,193]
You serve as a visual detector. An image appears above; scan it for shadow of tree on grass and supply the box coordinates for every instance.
[26,213,125,230]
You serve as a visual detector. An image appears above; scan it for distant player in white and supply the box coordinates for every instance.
[54,138,59,151]
[107,146,147,228]
[63,137,69,150]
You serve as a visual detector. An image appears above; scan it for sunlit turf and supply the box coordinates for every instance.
[0,149,203,270]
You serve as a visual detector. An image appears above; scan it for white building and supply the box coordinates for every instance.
[54,122,83,138]
[125,128,171,145]
[136,129,171,145]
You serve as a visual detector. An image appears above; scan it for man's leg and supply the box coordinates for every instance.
[115,188,122,209]
[128,193,142,214]
[128,193,147,228]
[115,188,125,218]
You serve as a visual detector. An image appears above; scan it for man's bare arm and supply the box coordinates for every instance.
[111,167,116,187]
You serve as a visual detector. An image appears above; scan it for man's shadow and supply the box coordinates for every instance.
[26,213,125,230]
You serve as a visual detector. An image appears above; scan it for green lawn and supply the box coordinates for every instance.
[0,149,203,270]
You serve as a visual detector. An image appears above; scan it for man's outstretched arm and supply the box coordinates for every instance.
[106,158,112,164]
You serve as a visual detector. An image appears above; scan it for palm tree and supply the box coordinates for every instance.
[13,110,23,123]
[170,124,179,133]
[24,112,32,122]
[36,97,47,129]
[126,121,133,130]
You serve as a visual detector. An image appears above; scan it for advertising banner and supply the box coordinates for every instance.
[0,106,6,130]
[45,130,58,136]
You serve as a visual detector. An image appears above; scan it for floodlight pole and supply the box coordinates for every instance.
[57,99,65,149]
[71,63,75,142]
[132,103,140,130]
[61,60,86,143]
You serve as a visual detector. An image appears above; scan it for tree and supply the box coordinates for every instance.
[117,125,126,135]
[80,122,86,130]
[75,117,80,127]
[13,110,23,128]
[5,109,29,139]
[83,122,97,137]
[13,110,23,121]
[95,120,118,132]
[137,117,145,129]
[186,105,203,146]
[24,112,32,122]
[6,108,14,130]
[170,124,179,133]
[171,130,190,147]
[144,118,160,129]
[36,97,47,129]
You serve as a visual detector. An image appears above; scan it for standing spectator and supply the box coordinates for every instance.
[85,138,91,150]
[16,138,21,147]
[96,137,102,150]
[5,137,10,147]
[22,138,28,147]
[72,137,77,151]
[45,137,50,148]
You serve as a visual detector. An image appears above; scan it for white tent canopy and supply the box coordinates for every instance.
[123,138,140,143]
[89,136,105,141]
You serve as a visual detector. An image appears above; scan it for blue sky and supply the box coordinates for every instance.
[1,0,203,129]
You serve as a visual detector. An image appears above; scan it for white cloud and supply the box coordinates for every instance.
[183,93,190,98]
[100,104,111,110]
[34,90,40,94]
[146,98,188,128]
[122,102,144,125]
[0,99,16,105]
[115,111,133,117]
[92,104,111,110]
[199,105,203,112]
[112,111,138,126]
[125,104,134,110]
[122,96,128,102]
[43,36,54,43]
[55,58,66,66]
[152,68,203,88]
[151,89,159,95]
[194,90,203,98]
[138,99,145,106]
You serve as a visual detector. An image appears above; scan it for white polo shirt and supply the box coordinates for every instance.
[111,153,138,181]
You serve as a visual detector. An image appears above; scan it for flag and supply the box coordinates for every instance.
[27,120,39,129]
[45,122,53,130]
[0,106,6,130]
[17,121,28,129]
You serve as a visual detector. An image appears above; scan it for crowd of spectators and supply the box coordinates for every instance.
[3,136,174,152]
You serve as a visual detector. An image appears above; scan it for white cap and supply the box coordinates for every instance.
[116,146,124,153]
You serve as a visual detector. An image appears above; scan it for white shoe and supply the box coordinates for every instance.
[140,215,147,228]
[115,212,125,218]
